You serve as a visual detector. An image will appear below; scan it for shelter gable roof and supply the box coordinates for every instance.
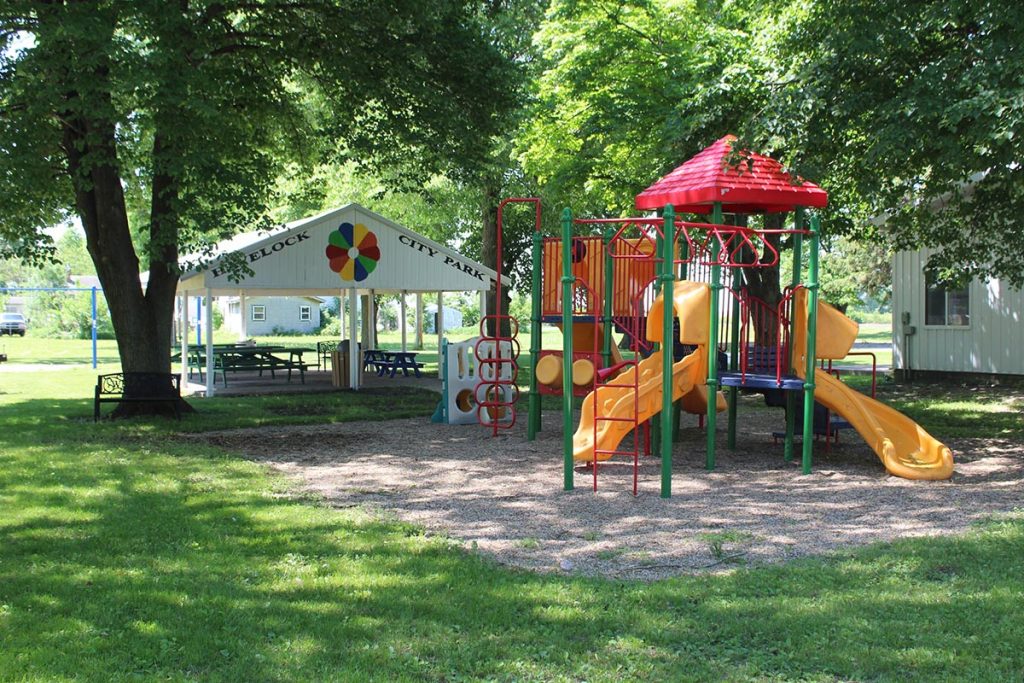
[176,203,495,295]
[635,135,828,214]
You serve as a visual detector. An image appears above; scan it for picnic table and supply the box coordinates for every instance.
[364,349,424,378]
[177,344,311,385]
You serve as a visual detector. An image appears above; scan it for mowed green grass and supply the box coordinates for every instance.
[3,345,1024,680]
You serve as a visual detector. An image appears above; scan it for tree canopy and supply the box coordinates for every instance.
[751,0,1024,286]
[0,0,518,384]
[2,0,1022,391]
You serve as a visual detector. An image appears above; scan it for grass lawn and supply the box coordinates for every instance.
[1,360,1023,680]
[856,321,893,344]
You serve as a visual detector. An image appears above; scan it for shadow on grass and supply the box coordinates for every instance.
[1,433,1022,680]
[1,391,1023,679]
[875,381,1024,440]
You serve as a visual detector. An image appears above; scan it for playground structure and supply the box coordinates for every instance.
[524,136,953,497]
[433,336,517,428]
[431,198,527,433]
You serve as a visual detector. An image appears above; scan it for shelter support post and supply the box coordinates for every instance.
[400,291,408,352]
[348,288,359,390]
[342,288,350,342]
[367,290,377,349]
[415,294,424,349]
[239,291,248,341]
[179,295,189,390]
[204,289,214,397]
[437,292,444,378]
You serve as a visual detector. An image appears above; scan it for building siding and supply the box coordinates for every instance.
[892,250,1024,375]
[220,296,321,336]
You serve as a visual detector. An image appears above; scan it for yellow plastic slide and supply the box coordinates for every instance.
[573,281,725,463]
[810,370,953,479]
[792,291,953,479]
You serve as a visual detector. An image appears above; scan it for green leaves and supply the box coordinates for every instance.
[756,0,1024,285]
[517,0,769,216]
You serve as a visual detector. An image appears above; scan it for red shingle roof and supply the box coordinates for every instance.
[635,135,828,214]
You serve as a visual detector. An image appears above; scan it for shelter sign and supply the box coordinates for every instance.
[195,204,493,294]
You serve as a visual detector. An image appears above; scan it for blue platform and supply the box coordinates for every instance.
[719,372,805,391]
[540,315,602,324]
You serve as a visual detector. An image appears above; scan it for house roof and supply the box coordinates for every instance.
[635,135,828,214]
[176,203,496,296]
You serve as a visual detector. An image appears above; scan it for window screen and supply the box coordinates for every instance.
[924,273,969,326]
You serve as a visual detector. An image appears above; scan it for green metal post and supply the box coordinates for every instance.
[602,227,615,368]
[706,203,724,470]
[660,205,676,498]
[527,230,544,441]
[561,208,576,490]
[785,208,804,461]
[727,266,741,449]
[800,216,821,475]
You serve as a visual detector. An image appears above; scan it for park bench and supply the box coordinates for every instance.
[316,340,341,370]
[94,372,181,421]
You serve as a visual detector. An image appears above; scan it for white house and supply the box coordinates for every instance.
[218,295,323,336]
[892,249,1024,377]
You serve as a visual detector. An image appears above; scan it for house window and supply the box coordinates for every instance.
[299,305,311,322]
[925,273,969,326]
[228,301,240,315]
[251,305,266,322]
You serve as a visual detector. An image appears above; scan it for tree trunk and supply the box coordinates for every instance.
[480,185,512,337]
[739,213,785,348]
[49,7,190,418]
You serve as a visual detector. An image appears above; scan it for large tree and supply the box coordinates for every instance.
[0,0,514,408]
[516,0,792,321]
[517,0,768,215]
[750,0,1024,286]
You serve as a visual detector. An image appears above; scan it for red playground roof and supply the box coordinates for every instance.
[635,135,828,214]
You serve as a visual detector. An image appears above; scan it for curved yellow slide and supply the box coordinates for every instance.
[811,369,953,479]
[573,281,725,463]
[572,348,718,462]
[792,291,953,479]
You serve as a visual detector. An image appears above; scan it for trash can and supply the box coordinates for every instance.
[331,350,347,387]
[331,349,361,388]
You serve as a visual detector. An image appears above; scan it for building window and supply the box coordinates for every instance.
[228,301,240,315]
[251,305,266,322]
[925,273,969,326]
[299,305,311,322]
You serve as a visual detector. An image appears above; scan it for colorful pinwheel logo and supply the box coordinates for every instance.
[326,222,380,281]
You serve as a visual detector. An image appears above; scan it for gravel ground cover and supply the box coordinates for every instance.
[192,397,1024,580]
